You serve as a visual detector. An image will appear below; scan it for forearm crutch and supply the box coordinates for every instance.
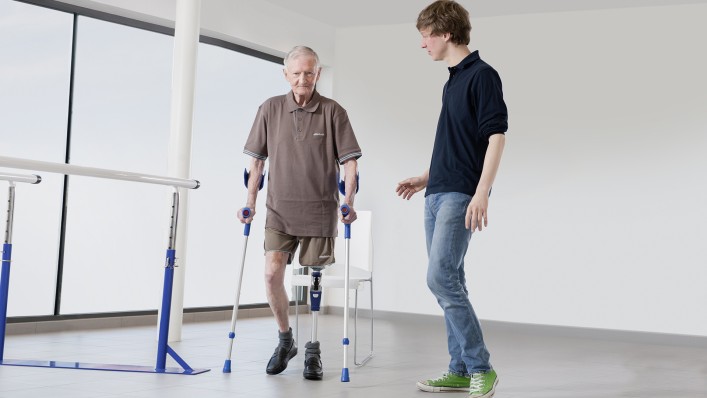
[339,204,352,382]
[338,172,359,382]
[223,170,263,373]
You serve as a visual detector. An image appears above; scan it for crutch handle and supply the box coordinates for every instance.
[242,207,252,236]
[340,205,351,238]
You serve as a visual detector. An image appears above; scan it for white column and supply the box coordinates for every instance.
[161,0,201,342]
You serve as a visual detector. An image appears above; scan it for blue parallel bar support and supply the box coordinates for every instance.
[0,243,12,361]
[167,345,193,372]
[156,249,176,372]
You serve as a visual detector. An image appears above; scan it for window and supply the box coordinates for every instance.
[1,0,285,316]
[0,0,73,316]
[59,16,174,314]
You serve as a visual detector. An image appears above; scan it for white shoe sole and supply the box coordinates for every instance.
[416,381,470,392]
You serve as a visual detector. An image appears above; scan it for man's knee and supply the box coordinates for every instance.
[426,270,444,293]
[426,266,457,297]
[264,270,280,288]
[264,251,289,287]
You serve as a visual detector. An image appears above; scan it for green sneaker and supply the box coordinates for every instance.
[416,372,471,392]
[468,369,498,398]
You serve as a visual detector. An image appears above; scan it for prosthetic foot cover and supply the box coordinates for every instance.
[266,328,298,375]
[303,341,323,380]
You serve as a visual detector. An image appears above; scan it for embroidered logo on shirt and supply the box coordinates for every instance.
[313,132,325,137]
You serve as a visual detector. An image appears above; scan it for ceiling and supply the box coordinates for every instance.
[260,0,707,28]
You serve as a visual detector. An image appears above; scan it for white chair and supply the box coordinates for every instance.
[291,210,374,366]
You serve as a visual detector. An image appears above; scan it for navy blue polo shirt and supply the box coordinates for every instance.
[426,51,508,197]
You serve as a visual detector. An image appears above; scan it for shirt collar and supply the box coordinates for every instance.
[286,90,321,113]
[448,50,480,77]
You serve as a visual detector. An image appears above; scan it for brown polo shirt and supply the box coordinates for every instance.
[244,90,362,237]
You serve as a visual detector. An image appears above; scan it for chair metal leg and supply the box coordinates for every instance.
[293,283,300,347]
[353,280,374,366]
[292,266,310,347]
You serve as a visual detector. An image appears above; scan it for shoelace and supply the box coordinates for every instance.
[468,375,486,393]
[430,373,453,383]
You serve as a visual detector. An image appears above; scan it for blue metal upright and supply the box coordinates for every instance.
[0,243,12,361]
[0,182,17,361]
[152,189,209,375]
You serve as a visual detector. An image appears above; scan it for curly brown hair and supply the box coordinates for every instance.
[416,0,471,45]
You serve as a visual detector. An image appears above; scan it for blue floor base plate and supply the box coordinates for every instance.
[0,359,210,375]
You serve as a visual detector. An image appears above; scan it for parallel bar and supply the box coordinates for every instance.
[0,161,207,375]
[0,173,41,185]
[0,156,199,189]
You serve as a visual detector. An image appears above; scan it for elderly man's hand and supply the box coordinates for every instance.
[340,204,357,224]
[237,207,256,224]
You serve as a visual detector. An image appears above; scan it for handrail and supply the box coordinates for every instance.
[0,172,41,185]
[0,155,199,189]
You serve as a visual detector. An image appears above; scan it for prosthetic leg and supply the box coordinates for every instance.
[303,268,324,380]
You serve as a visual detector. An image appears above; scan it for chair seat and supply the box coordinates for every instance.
[291,263,371,289]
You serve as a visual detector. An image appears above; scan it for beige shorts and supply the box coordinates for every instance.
[264,228,335,267]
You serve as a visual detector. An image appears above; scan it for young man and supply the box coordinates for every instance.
[239,46,361,380]
[396,1,508,397]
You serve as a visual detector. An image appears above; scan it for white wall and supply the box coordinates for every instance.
[334,4,707,336]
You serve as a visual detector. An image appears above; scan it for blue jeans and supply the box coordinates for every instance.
[425,192,491,376]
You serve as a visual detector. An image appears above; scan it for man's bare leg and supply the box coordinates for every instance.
[264,251,297,375]
[265,251,290,332]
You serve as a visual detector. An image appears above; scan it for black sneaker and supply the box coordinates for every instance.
[303,341,323,380]
[266,329,297,375]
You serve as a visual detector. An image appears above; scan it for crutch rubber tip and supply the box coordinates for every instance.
[223,359,232,373]
[341,368,350,382]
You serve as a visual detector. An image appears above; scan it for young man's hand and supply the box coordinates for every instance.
[396,171,429,200]
[466,195,488,231]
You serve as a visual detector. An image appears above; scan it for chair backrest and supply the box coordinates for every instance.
[334,210,373,273]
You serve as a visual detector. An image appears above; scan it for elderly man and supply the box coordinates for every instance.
[238,46,362,380]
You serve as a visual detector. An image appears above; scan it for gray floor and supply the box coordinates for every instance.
[1,313,706,397]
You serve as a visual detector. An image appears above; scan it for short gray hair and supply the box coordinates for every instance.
[284,46,320,70]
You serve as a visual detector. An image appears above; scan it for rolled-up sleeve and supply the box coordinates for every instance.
[473,68,508,139]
